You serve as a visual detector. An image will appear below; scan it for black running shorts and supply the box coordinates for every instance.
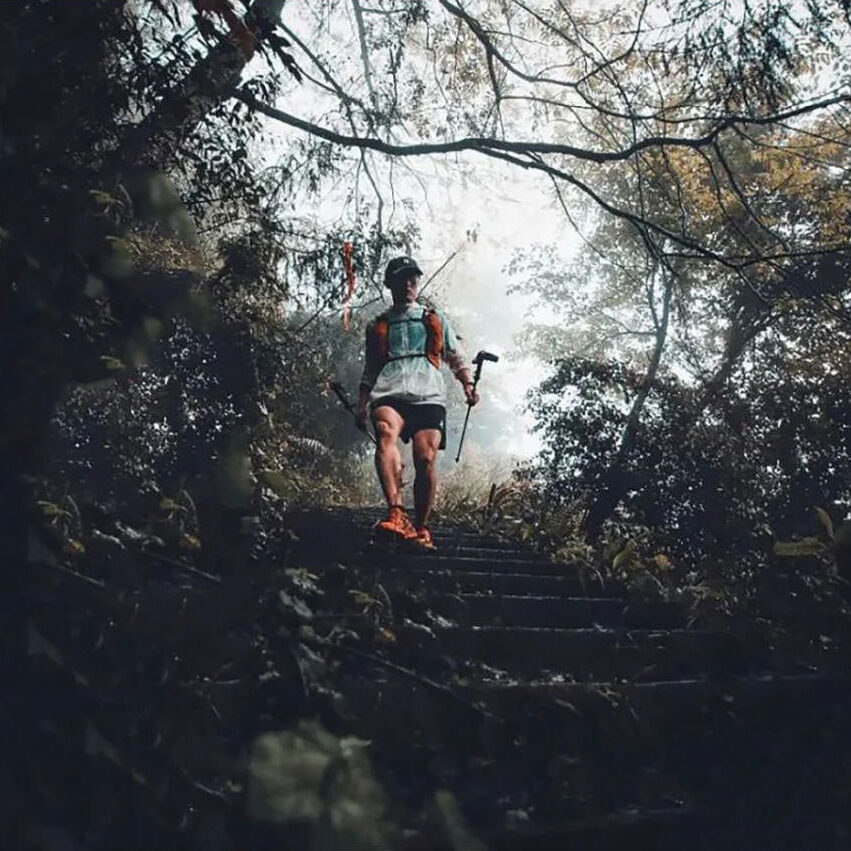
[371,398,447,450]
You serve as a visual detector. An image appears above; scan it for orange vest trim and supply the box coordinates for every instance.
[423,308,443,369]
[371,316,390,364]
[371,308,444,370]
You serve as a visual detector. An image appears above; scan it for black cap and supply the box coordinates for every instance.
[384,255,423,287]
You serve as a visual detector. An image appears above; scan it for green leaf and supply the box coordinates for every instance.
[260,469,292,498]
[88,189,121,207]
[434,789,487,851]
[280,590,313,621]
[612,539,637,570]
[37,500,66,517]
[101,235,135,278]
[99,355,126,371]
[348,589,377,607]
[83,274,105,297]
[216,431,252,510]
[815,506,835,541]
[142,315,165,341]
[774,537,825,557]
[247,721,388,849]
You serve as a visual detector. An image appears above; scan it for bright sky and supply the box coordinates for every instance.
[401,152,576,459]
[252,112,580,463]
[275,141,577,459]
[246,0,608,462]
[239,0,851,474]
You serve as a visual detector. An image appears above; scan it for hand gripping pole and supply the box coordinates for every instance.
[455,351,498,463]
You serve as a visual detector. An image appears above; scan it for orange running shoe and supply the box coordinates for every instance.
[375,505,417,540]
[412,525,436,551]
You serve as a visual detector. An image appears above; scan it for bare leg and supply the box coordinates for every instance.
[372,405,405,507]
[411,428,441,527]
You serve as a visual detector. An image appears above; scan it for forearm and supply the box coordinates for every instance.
[445,348,471,385]
[360,323,379,399]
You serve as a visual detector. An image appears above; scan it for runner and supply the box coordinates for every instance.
[356,256,479,550]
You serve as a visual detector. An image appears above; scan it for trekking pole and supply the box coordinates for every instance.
[455,351,499,463]
[330,381,377,446]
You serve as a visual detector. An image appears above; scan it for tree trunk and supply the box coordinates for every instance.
[109,0,285,570]
[583,266,672,539]
[112,0,286,169]
[583,284,773,540]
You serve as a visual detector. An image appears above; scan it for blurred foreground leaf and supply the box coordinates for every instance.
[815,506,835,541]
[216,432,252,510]
[247,720,388,850]
[774,537,825,557]
[434,789,488,851]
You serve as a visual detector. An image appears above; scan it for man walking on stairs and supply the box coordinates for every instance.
[356,256,479,550]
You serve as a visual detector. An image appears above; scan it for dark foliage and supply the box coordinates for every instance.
[528,299,851,564]
[5,1,851,848]
[0,2,383,843]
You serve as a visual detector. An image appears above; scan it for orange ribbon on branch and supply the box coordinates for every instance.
[342,241,357,331]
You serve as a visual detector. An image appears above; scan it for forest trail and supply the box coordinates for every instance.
[18,505,850,850]
[321,507,850,850]
[10,3,851,848]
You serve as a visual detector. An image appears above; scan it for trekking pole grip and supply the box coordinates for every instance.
[455,350,499,463]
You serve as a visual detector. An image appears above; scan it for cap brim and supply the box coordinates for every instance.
[390,265,422,280]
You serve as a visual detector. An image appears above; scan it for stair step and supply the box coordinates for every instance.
[293,508,522,553]
[431,594,684,629]
[324,511,850,850]
[396,626,744,680]
[386,553,589,576]
[483,806,704,851]
[338,672,699,823]
[463,672,841,719]
[364,543,536,561]
[433,547,539,561]
[381,568,619,597]
[430,536,519,549]
[353,673,841,743]
[322,506,544,552]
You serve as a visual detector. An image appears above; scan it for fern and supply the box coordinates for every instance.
[289,437,331,457]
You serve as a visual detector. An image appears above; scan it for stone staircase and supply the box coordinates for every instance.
[325,508,850,850]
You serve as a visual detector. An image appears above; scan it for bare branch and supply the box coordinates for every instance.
[235,87,851,167]
[349,0,379,120]
[235,87,851,270]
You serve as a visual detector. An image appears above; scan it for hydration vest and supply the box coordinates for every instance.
[369,307,444,370]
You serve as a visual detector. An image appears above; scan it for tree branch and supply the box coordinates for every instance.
[234,87,851,167]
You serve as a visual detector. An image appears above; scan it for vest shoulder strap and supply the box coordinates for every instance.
[371,306,444,369]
